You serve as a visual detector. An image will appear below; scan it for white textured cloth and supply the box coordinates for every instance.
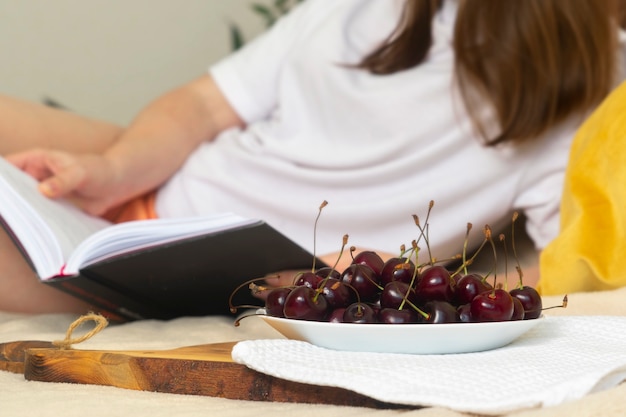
[232,316,626,415]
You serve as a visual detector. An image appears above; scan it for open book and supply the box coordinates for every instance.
[0,158,319,321]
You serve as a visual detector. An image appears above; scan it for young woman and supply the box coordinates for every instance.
[0,0,623,314]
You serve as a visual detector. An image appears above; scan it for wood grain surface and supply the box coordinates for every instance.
[0,340,406,409]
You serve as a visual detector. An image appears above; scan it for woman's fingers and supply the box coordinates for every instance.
[7,149,117,216]
[5,149,55,180]
[37,151,86,199]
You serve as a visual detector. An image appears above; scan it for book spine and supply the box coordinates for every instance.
[45,275,160,322]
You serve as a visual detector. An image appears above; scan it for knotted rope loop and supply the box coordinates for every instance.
[52,312,109,350]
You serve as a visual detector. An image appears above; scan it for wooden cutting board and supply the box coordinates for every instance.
[0,339,402,408]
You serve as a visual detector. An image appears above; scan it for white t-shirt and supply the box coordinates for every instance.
[155,0,594,259]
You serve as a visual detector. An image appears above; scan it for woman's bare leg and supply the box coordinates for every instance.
[0,94,120,313]
[0,94,123,155]
[0,229,93,313]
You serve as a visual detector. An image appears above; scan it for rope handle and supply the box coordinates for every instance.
[52,312,109,350]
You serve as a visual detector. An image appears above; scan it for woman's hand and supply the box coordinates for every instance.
[5,75,244,219]
[6,148,123,216]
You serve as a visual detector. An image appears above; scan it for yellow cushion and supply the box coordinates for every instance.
[539,81,626,294]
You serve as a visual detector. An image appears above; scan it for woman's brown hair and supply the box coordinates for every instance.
[358,0,622,145]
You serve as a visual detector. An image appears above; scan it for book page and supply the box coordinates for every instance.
[64,214,259,275]
[0,157,111,279]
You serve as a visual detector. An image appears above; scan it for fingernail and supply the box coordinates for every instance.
[39,182,55,197]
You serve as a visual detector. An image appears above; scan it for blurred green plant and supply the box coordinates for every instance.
[230,0,305,50]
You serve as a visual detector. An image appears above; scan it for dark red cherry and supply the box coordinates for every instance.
[294,271,323,289]
[421,300,459,324]
[380,257,417,285]
[457,303,473,323]
[453,273,493,305]
[265,287,292,317]
[415,265,454,304]
[369,297,381,313]
[343,302,377,323]
[511,296,525,320]
[509,286,543,319]
[380,281,417,310]
[379,307,419,324]
[328,308,346,323]
[340,264,380,302]
[283,286,328,321]
[319,278,354,308]
[470,289,514,322]
[315,266,341,280]
[352,250,385,275]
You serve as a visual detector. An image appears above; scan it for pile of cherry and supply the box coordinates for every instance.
[262,249,543,324]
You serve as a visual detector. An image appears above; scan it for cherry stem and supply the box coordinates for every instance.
[484,225,499,290]
[452,231,488,278]
[311,200,328,272]
[542,294,568,310]
[412,200,435,265]
[515,265,524,287]
[425,201,435,264]
[228,277,269,313]
[411,239,421,266]
[233,310,266,327]
[328,235,349,273]
[344,282,363,305]
[313,234,349,303]
[398,241,421,310]
[510,212,525,288]
[461,223,472,275]
[411,216,426,260]
[404,298,429,319]
[500,233,509,291]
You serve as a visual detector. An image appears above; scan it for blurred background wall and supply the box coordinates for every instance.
[0,0,278,125]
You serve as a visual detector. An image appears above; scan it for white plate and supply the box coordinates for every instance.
[259,313,544,354]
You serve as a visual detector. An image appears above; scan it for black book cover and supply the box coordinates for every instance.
[45,221,322,321]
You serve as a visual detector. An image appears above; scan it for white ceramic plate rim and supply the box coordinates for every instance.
[259,312,544,354]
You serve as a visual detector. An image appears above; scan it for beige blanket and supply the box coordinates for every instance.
[2,288,626,417]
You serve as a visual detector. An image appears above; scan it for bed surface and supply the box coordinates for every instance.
[2,287,626,417]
